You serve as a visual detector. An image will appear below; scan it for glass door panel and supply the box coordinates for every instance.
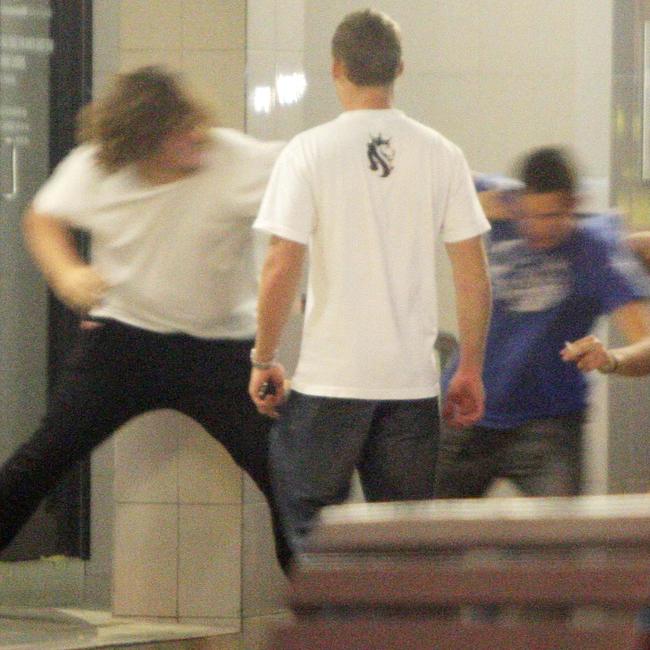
[0,0,53,559]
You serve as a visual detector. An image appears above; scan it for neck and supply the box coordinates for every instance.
[340,84,394,111]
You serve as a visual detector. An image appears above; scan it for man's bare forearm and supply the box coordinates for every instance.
[608,338,650,376]
[23,207,86,287]
[24,207,109,312]
[254,236,306,362]
[445,235,492,372]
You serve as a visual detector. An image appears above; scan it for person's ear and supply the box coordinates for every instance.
[396,60,404,78]
[332,58,345,81]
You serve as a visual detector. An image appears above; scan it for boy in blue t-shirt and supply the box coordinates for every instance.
[435,147,650,498]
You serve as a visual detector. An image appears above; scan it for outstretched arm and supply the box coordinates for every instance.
[443,235,492,427]
[250,235,306,417]
[561,301,650,377]
[23,207,108,313]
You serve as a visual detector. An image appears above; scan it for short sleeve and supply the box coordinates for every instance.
[440,150,491,243]
[253,136,316,244]
[595,237,650,312]
[31,144,101,225]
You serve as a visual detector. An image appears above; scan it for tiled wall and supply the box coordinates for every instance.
[111,411,244,625]
[246,0,305,141]
[93,0,246,129]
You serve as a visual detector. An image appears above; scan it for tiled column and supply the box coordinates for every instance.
[102,1,291,644]
[112,410,243,629]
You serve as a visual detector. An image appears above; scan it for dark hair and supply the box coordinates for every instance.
[77,66,213,172]
[516,147,578,195]
[331,9,402,87]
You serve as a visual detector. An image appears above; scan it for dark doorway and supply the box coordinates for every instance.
[0,0,93,561]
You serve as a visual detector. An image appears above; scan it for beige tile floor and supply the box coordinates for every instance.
[0,608,240,649]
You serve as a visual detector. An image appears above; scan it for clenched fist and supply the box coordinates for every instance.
[53,265,109,314]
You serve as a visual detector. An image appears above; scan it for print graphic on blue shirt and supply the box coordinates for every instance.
[367,134,394,177]
[442,212,650,429]
[490,239,572,313]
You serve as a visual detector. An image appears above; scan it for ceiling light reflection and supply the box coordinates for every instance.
[251,72,307,114]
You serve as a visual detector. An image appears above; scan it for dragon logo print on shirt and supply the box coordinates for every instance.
[367,134,394,177]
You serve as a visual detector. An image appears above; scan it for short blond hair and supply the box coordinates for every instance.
[77,66,213,172]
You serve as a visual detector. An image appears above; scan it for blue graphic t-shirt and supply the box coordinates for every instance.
[443,211,650,428]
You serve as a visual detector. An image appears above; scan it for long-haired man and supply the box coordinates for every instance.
[0,66,291,572]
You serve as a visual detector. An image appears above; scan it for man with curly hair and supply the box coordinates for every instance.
[0,66,291,572]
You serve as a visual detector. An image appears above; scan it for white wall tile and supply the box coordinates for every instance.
[470,0,577,77]
[394,0,488,77]
[574,73,614,178]
[178,426,243,505]
[82,571,112,610]
[182,0,246,51]
[243,473,264,505]
[246,49,279,139]
[274,50,307,139]
[242,502,288,616]
[92,70,118,98]
[113,411,179,504]
[93,0,120,81]
[183,49,246,129]
[247,0,276,51]
[87,437,115,577]
[274,0,305,52]
[576,0,613,75]
[300,71,337,128]
[301,0,610,177]
[113,503,178,617]
[119,49,184,74]
[178,505,242,618]
[397,72,575,174]
[119,0,183,51]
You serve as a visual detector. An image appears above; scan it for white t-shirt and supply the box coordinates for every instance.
[254,109,490,399]
[33,128,282,339]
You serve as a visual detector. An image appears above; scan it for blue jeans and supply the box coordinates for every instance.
[269,391,440,554]
[434,415,584,498]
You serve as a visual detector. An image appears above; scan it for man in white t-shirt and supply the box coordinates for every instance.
[248,9,492,555]
[0,66,291,572]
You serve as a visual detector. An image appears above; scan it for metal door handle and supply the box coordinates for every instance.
[2,138,18,200]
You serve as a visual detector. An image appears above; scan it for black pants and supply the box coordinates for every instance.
[0,319,291,573]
